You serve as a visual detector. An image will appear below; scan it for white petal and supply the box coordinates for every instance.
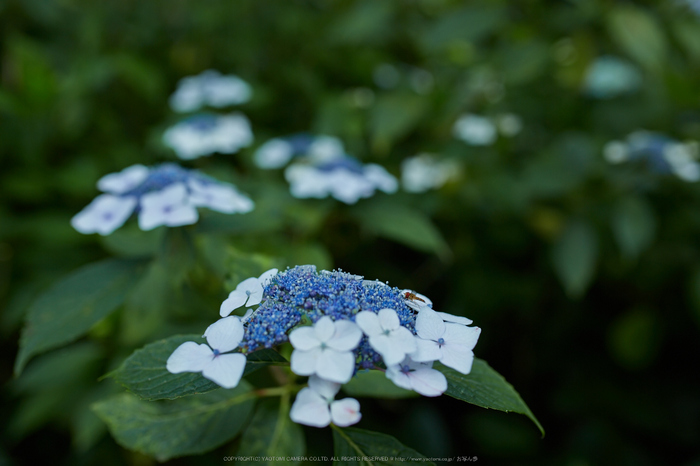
[254,139,294,169]
[437,312,473,326]
[308,375,341,401]
[314,316,336,342]
[219,290,249,316]
[415,308,445,341]
[290,348,320,376]
[71,195,137,236]
[203,316,244,353]
[330,398,362,427]
[363,164,398,193]
[235,276,260,292]
[385,365,413,391]
[355,311,382,337]
[369,334,405,366]
[289,326,321,351]
[392,326,418,354]
[258,268,279,287]
[439,345,475,375]
[244,283,265,307]
[138,183,199,230]
[97,165,149,194]
[409,367,447,397]
[327,320,363,352]
[316,349,355,384]
[290,387,331,428]
[377,308,400,330]
[411,337,442,362]
[400,289,433,308]
[443,324,481,350]
[202,353,246,388]
[166,342,213,373]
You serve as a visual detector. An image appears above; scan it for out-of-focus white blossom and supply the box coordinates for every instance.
[169,70,252,113]
[163,113,253,160]
[401,154,459,193]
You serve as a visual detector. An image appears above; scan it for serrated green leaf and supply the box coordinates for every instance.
[611,196,656,259]
[108,334,287,401]
[92,383,255,461]
[238,399,304,465]
[439,359,544,437]
[342,370,417,399]
[15,258,146,375]
[551,220,598,298]
[332,427,434,466]
[353,202,450,258]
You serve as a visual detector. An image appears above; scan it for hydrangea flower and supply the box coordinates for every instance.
[285,157,398,204]
[603,131,700,182]
[254,134,344,169]
[385,357,448,397]
[163,113,253,160]
[166,317,247,388]
[71,163,254,235]
[289,316,363,383]
[220,268,279,317]
[453,114,497,146]
[169,70,252,113]
[401,154,460,193]
[412,307,481,375]
[166,266,480,414]
[583,56,642,99]
[289,375,361,427]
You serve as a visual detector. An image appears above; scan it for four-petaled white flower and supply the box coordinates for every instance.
[138,183,199,231]
[163,113,253,160]
[219,268,279,317]
[355,309,417,366]
[166,316,247,388]
[70,194,137,236]
[97,164,149,194]
[289,375,361,428]
[289,316,363,383]
[411,308,481,374]
[386,357,448,397]
[169,70,252,113]
[188,178,254,214]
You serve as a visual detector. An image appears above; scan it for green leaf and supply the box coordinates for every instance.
[332,427,434,465]
[15,258,146,375]
[108,334,287,401]
[92,383,255,461]
[551,220,598,298]
[611,196,656,259]
[369,93,427,152]
[353,201,450,259]
[420,5,504,51]
[439,359,544,437]
[342,370,418,399]
[607,6,667,71]
[237,399,304,465]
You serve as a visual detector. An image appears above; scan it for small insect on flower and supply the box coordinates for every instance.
[403,291,425,303]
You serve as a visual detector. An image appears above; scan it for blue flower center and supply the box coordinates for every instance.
[212,349,220,357]
[437,338,445,346]
[316,157,363,174]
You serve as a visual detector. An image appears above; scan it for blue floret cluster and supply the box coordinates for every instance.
[241,265,417,370]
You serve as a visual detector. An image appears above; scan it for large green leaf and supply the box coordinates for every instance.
[92,382,255,461]
[608,5,667,71]
[611,196,656,259]
[107,334,288,400]
[342,370,417,399]
[237,399,305,465]
[439,359,544,436]
[551,220,598,298]
[353,201,450,259]
[332,427,434,466]
[15,258,146,375]
[369,93,427,152]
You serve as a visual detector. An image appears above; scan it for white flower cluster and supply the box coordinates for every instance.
[603,130,700,182]
[71,164,254,235]
[167,270,480,430]
[254,135,345,169]
[163,114,253,160]
[453,113,522,146]
[582,56,642,99]
[401,154,460,193]
[164,70,254,160]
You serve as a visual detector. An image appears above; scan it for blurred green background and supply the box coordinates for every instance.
[2,0,700,465]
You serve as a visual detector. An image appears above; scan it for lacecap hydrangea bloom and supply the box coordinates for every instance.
[163,113,253,160]
[254,134,345,169]
[167,265,480,428]
[453,113,522,145]
[169,70,252,113]
[603,130,700,182]
[71,163,254,235]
